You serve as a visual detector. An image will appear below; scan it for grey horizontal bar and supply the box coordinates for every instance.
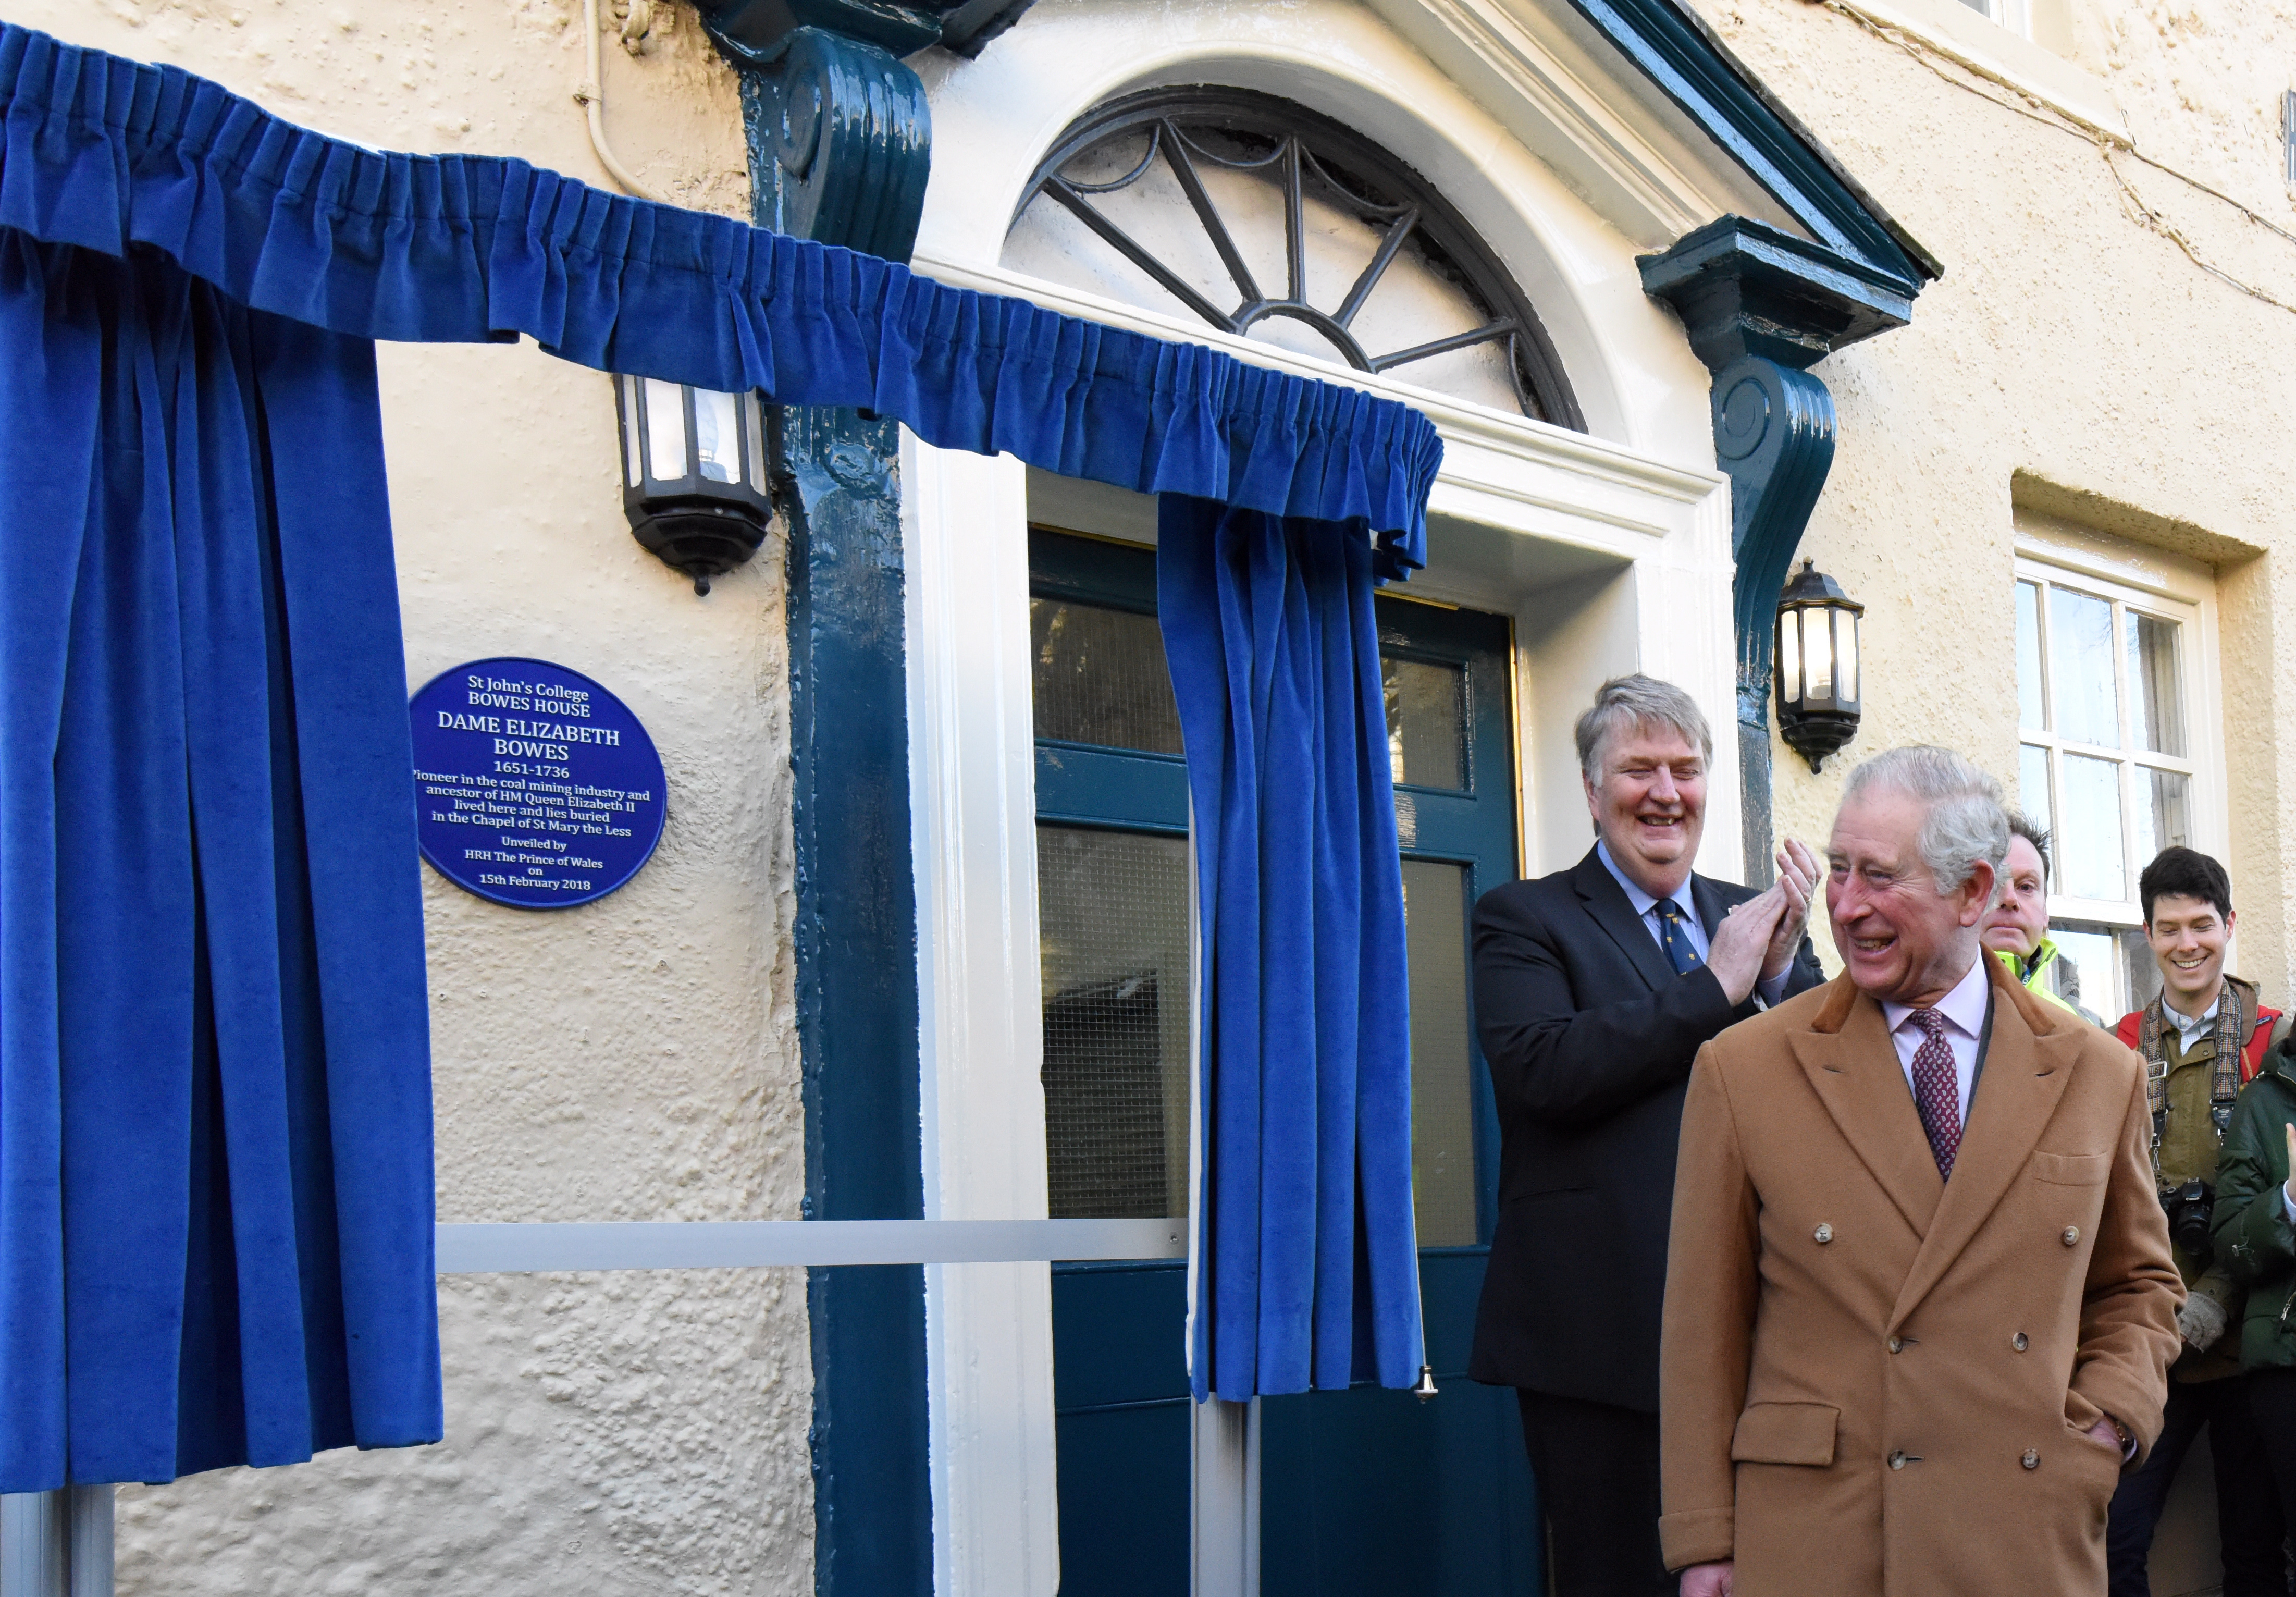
[435,1218,1188,1273]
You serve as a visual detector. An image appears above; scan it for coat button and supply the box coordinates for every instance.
[2013,1332,2029,1352]
[1888,1451,1907,1469]
[1887,1336,1904,1354]
[1814,1223,1834,1244]
[2062,1226,2080,1246]
[2022,1449,2039,1470]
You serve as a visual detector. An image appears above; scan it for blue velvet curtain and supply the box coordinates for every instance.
[0,18,1444,1464]
[1159,499,1422,1401]
[0,237,439,1489]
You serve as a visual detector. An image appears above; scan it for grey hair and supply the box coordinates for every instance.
[1575,675,1713,779]
[1842,746,2010,896]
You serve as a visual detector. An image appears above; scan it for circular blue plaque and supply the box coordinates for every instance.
[410,658,666,910]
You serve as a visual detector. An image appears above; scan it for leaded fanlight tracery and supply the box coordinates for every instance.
[1005,89,1584,428]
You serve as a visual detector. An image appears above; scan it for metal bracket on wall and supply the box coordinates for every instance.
[1640,216,1917,879]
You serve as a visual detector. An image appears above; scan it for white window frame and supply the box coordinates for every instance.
[1954,0,2031,36]
[2014,524,2226,1014]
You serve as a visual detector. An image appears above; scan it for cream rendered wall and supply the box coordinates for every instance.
[1683,0,2296,1016]
[4,4,813,1593]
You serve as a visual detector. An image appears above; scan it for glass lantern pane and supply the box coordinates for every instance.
[643,378,688,483]
[2057,752,2126,901]
[740,391,765,490]
[619,375,642,488]
[1778,609,1802,705]
[2125,611,2184,757]
[1805,605,1834,703]
[2047,586,2119,748]
[694,389,742,485]
[2016,580,2044,731]
[2133,767,2191,866]
[1835,609,1859,707]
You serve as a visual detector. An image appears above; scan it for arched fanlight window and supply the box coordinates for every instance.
[1005,88,1583,429]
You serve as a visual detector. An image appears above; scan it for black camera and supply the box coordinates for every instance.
[2162,1178,2214,1266]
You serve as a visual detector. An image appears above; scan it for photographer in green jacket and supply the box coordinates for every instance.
[2207,1029,2296,1544]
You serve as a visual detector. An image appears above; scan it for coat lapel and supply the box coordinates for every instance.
[1789,974,1944,1238]
[1886,959,2080,1331]
[1570,849,1677,993]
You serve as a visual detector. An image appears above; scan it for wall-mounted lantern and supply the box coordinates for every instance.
[1775,559,1864,773]
[615,376,773,595]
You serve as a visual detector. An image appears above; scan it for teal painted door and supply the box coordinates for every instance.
[1031,528,1537,1595]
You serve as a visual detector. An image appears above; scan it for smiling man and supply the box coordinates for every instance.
[2102,847,2287,1597]
[1661,746,2180,1597]
[1470,674,1822,1594]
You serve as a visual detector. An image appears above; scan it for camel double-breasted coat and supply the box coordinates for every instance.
[1659,957,2181,1595]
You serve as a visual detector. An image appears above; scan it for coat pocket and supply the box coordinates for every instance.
[1730,1402,1839,1466]
[2030,1151,2109,1186]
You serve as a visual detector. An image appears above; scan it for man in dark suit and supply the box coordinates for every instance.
[1469,674,1823,1595]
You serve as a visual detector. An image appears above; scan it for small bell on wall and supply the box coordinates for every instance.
[614,375,774,595]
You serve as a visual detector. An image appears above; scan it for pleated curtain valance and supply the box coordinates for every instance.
[0,25,1440,574]
[0,17,1440,1480]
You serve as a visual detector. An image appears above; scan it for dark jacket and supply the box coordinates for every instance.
[1467,846,1823,1409]
[2211,1039,2296,1372]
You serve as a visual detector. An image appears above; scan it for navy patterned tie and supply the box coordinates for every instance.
[1653,900,1702,976]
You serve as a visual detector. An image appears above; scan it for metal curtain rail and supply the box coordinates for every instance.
[436,1217,1188,1273]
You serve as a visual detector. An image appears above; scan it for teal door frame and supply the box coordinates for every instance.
[1032,524,1538,1594]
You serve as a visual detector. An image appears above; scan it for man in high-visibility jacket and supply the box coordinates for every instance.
[1979,811,2095,1022]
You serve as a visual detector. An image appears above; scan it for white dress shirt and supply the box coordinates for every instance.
[1594,842,1791,1006]
[1882,954,1991,1123]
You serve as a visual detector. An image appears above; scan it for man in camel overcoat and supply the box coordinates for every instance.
[1661,746,2181,1596]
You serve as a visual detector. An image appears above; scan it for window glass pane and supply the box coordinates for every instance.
[1401,861,1476,1248]
[2122,925,2163,1014]
[1031,598,1184,755]
[2019,744,2053,871]
[2126,612,2185,757]
[2133,767,2191,867]
[1039,826,1191,1219]
[2016,581,2044,731]
[1835,610,1860,707]
[2049,923,2126,1020]
[1382,656,1466,790]
[2057,753,2126,901]
[2048,586,2120,748]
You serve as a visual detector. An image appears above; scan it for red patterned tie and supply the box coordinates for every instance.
[1909,1008,1962,1178]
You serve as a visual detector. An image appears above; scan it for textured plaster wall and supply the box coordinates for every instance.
[1678,0,2296,1004]
[5,4,814,1593]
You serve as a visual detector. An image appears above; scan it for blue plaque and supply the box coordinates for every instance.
[410,657,666,910]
